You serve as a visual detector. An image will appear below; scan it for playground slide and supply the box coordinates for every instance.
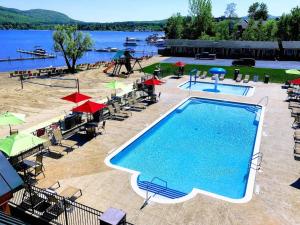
[103,62,115,73]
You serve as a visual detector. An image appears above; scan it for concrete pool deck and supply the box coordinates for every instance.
[35,76,299,225]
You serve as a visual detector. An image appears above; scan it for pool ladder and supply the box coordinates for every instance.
[140,177,168,210]
[257,96,269,107]
[249,152,263,171]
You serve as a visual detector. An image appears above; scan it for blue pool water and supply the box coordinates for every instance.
[180,81,252,96]
[110,98,262,200]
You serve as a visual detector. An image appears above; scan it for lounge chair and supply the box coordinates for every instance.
[52,130,78,149]
[112,102,131,117]
[59,186,82,201]
[107,105,127,120]
[195,70,201,78]
[294,143,300,157]
[43,197,64,220]
[41,135,69,156]
[219,74,225,81]
[236,74,243,82]
[244,75,250,83]
[289,101,300,109]
[292,108,300,117]
[200,71,207,79]
[211,74,217,80]
[130,96,147,109]
[21,186,45,210]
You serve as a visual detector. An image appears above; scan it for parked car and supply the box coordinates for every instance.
[232,58,256,67]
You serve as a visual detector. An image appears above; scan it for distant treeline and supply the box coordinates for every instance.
[0,22,165,31]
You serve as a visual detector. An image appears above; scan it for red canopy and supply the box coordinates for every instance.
[175,61,186,67]
[290,78,300,85]
[144,78,163,86]
[61,92,91,103]
[72,101,107,114]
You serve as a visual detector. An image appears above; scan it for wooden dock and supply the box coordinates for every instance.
[17,49,56,57]
[0,56,56,62]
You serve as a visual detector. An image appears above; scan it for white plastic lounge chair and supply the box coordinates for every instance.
[236,74,243,82]
[219,74,225,81]
[244,75,250,83]
[200,71,207,79]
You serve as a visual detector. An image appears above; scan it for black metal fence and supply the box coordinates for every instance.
[10,185,134,225]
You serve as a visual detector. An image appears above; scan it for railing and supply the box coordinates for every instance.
[257,96,269,107]
[10,185,134,225]
[249,152,263,171]
[140,177,168,210]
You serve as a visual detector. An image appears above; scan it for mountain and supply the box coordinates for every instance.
[0,6,78,24]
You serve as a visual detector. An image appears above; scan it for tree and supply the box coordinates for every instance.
[215,20,230,40]
[53,25,93,73]
[248,2,268,20]
[241,19,257,40]
[224,3,238,18]
[189,0,214,39]
[277,7,300,41]
[164,13,184,39]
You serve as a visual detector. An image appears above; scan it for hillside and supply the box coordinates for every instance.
[0,6,78,24]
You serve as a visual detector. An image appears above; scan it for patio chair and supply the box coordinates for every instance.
[200,71,207,79]
[28,164,45,179]
[244,75,250,83]
[107,105,126,120]
[112,102,131,117]
[211,74,217,80]
[293,115,300,128]
[41,135,69,156]
[98,120,106,134]
[219,74,225,81]
[52,129,78,149]
[36,154,45,171]
[236,74,243,82]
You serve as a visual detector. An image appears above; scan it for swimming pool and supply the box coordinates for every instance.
[106,97,264,203]
[179,81,253,96]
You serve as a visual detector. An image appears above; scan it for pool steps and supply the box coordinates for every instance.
[137,180,187,199]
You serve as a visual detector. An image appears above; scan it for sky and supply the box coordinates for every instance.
[0,0,299,22]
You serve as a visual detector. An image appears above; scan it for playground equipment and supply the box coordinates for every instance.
[103,50,145,77]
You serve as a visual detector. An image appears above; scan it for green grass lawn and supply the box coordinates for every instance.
[143,63,300,84]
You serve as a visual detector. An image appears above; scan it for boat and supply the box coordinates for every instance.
[33,48,46,55]
[123,41,138,46]
[95,47,119,52]
[154,39,166,47]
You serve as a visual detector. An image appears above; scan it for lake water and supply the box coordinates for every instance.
[0,30,163,72]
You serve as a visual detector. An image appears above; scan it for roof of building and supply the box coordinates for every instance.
[0,152,23,197]
[0,211,27,225]
[166,39,279,49]
[282,41,300,49]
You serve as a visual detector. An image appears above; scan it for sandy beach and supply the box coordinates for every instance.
[0,56,166,136]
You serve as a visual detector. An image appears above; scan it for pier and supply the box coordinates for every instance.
[0,55,56,62]
[17,49,56,57]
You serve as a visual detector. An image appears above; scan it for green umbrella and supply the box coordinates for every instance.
[0,112,25,133]
[286,69,300,75]
[0,133,46,157]
[105,80,126,94]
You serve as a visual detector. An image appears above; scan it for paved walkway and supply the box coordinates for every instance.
[162,57,300,70]
[37,76,300,225]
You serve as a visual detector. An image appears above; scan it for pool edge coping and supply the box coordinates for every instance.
[177,80,256,97]
[104,96,265,204]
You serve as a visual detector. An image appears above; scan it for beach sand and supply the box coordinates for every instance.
[0,56,166,136]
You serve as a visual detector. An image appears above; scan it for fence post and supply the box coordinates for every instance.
[63,198,69,225]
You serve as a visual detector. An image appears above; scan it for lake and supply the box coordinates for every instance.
[0,30,163,72]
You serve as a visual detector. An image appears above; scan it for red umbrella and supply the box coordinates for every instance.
[61,92,91,104]
[290,78,300,85]
[72,101,107,114]
[144,78,163,86]
[175,61,186,67]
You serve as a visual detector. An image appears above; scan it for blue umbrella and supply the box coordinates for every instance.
[209,68,227,75]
